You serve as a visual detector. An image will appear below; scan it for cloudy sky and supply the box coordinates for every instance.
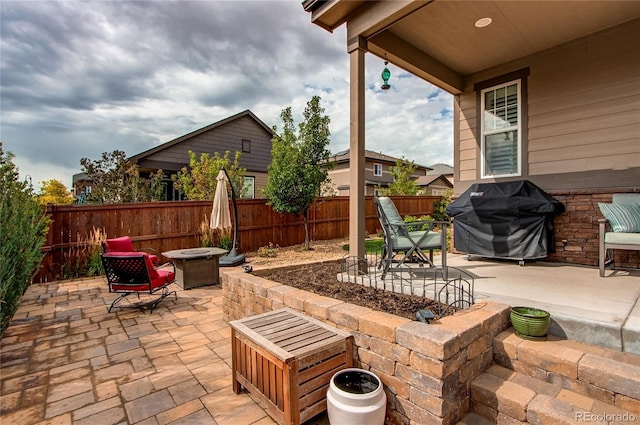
[0,0,453,191]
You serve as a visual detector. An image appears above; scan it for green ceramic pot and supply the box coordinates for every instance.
[510,306,550,338]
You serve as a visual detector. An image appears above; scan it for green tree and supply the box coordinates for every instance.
[0,144,50,335]
[265,96,332,250]
[80,151,140,203]
[383,157,418,196]
[38,179,75,205]
[80,151,164,203]
[171,150,246,200]
[432,188,453,222]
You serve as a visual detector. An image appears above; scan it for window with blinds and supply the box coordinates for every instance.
[481,81,521,178]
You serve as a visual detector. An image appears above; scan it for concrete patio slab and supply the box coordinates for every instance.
[444,254,640,354]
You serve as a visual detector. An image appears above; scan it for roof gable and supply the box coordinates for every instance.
[130,110,273,162]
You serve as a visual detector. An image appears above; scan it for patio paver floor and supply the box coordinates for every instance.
[0,277,329,425]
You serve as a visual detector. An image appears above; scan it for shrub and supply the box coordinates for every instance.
[432,188,453,222]
[257,242,279,258]
[0,145,50,335]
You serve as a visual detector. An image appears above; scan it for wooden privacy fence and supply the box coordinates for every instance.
[36,196,440,283]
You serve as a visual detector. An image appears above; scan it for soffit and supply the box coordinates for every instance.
[384,0,640,76]
[310,1,640,93]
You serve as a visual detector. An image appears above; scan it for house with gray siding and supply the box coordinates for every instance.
[130,110,273,200]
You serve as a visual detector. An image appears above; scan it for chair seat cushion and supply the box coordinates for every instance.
[111,270,175,292]
[392,231,442,250]
[605,231,640,245]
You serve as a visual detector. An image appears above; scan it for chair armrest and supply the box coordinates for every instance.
[402,220,449,231]
[155,261,175,273]
[138,247,158,255]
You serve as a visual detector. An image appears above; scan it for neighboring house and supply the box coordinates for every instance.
[72,110,274,201]
[71,172,92,203]
[326,149,431,196]
[417,163,454,195]
[129,110,273,200]
[415,174,453,196]
[427,163,454,186]
[304,1,640,266]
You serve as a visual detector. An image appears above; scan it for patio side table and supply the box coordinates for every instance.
[230,308,354,425]
[161,247,227,289]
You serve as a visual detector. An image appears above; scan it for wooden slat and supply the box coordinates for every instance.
[300,399,327,424]
[256,349,263,392]
[269,362,277,405]
[250,347,258,388]
[261,356,269,400]
[289,335,347,356]
[298,354,346,384]
[242,310,293,328]
[297,340,350,370]
[258,320,316,339]
[299,365,342,397]
[299,383,329,410]
[279,330,336,351]
[266,324,323,345]
[276,365,284,411]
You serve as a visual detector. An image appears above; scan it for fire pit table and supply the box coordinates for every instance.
[162,247,227,289]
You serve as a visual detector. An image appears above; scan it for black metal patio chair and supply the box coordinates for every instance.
[101,252,177,313]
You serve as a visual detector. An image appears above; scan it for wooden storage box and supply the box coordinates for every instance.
[230,308,354,425]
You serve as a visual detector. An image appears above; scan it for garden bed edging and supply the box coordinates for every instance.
[221,267,511,425]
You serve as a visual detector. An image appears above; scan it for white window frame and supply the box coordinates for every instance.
[480,80,522,178]
[243,176,255,199]
[373,163,383,176]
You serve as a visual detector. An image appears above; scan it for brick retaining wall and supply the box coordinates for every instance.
[221,269,511,425]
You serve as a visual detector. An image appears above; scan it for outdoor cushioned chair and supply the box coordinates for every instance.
[101,252,177,313]
[598,193,640,277]
[374,196,448,279]
[102,236,159,264]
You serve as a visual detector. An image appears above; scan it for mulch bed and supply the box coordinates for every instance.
[254,260,446,320]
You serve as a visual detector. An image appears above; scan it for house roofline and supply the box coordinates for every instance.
[329,148,431,170]
[129,109,273,163]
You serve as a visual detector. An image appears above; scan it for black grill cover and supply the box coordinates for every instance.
[445,180,565,260]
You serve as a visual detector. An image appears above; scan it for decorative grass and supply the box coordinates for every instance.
[341,238,385,254]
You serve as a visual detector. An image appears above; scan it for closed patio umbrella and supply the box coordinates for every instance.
[210,168,245,267]
[210,170,232,231]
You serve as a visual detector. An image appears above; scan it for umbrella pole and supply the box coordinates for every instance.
[220,167,245,267]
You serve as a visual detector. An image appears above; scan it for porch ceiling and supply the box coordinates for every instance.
[306,0,640,93]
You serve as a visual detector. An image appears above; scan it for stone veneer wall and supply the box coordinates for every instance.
[548,190,640,268]
[221,269,511,425]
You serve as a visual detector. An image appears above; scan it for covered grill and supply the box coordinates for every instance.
[446,180,565,264]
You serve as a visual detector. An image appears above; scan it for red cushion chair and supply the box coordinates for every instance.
[101,252,176,313]
[103,236,159,264]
